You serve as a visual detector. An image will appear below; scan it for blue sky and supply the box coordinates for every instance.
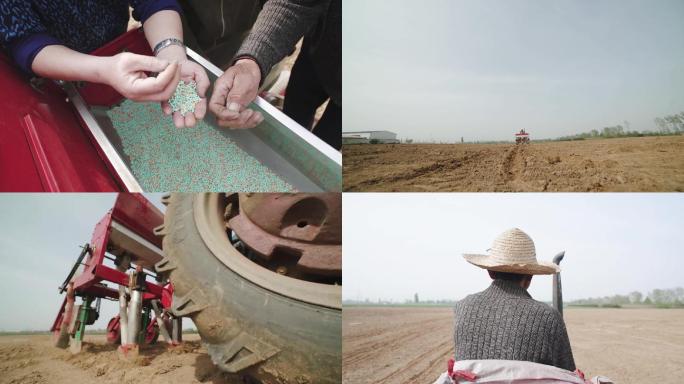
[0,194,164,331]
[343,193,683,303]
[343,0,684,141]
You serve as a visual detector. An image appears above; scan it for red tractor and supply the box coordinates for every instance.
[515,129,530,144]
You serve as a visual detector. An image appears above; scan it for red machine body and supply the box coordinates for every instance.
[515,129,530,144]
[50,193,171,334]
[0,29,152,192]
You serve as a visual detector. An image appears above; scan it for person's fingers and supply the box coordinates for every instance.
[129,62,179,99]
[143,69,180,102]
[194,68,210,98]
[159,67,181,100]
[172,111,185,128]
[218,109,255,129]
[217,118,243,129]
[161,101,172,115]
[209,70,235,118]
[246,111,264,127]
[184,112,197,128]
[177,61,209,98]
[217,109,249,129]
[225,74,255,114]
[128,54,171,73]
[238,109,254,126]
[194,98,207,121]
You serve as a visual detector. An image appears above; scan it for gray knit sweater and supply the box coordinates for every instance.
[234,0,341,105]
[453,279,576,371]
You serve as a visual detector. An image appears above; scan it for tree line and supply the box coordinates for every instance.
[344,287,684,308]
[567,287,684,308]
[557,112,684,141]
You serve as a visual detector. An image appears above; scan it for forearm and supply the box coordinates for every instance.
[235,0,328,80]
[142,10,185,62]
[31,45,109,83]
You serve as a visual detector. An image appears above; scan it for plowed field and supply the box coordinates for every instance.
[342,136,684,192]
[0,334,254,384]
[342,307,684,384]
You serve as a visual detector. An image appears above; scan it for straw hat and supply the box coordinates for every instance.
[463,228,559,275]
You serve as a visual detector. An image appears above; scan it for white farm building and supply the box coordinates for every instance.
[342,130,399,144]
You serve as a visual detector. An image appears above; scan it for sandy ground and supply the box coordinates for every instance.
[0,333,256,384]
[342,136,684,192]
[342,306,684,384]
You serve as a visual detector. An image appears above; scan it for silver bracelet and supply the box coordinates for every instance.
[153,38,185,56]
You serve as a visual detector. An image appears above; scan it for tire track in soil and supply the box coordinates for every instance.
[501,145,526,182]
[499,144,539,191]
[374,339,453,384]
[343,308,454,384]
[343,317,447,368]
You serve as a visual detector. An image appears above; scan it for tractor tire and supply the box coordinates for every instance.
[155,193,341,384]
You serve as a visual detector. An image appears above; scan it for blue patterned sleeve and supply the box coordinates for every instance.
[0,0,62,73]
[129,0,182,23]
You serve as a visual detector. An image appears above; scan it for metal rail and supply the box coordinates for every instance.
[64,83,144,192]
[186,48,342,166]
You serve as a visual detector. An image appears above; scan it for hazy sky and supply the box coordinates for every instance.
[0,194,164,331]
[343,0,684,141]
[343,193,683,303]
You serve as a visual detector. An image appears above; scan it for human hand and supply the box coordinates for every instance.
[209,58,264,129]
[160,59,210,128]
[102,52,179,102]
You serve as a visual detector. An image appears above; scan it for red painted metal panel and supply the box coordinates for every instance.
[0,54,121,191]
[55,194,170,334]
[70,194,165,294]
[72,211,113,291]
[94,264,164,297]
[50,296,67,332]
[84,284,120,300]
[21,114,60,191]
[111,193,164,249]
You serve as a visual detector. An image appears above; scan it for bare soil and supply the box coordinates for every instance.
[342,307,684,384]
[342,136,684,192]
[0,333,251,384]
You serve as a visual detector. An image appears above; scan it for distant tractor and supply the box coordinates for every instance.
[515,129,530,144]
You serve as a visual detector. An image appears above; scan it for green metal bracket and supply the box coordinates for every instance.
[139,306,151,345]
[74,296,93,343]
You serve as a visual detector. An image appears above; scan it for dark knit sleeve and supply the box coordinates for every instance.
[0,0,62,73]
[233,0,329,83]
[552,317,576,371]
[129,0,182,22]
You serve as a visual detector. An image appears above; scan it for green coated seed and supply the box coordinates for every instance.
[105,100,295,192]
[168,81,201,115]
